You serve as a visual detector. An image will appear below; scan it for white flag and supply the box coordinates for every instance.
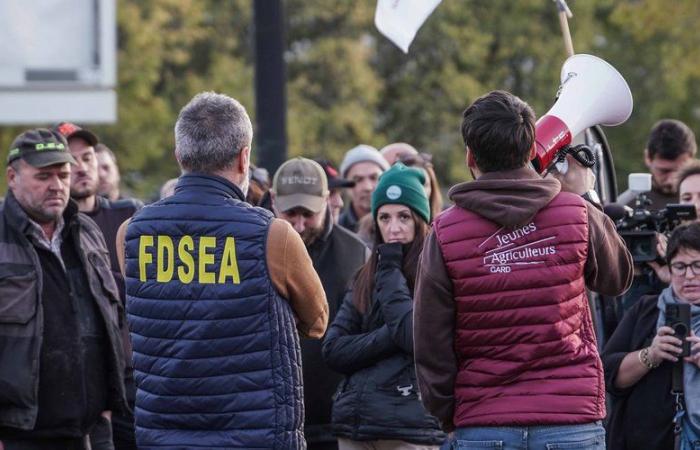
[374,0,442,53]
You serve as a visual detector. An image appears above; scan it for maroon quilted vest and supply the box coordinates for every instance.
[433,192,605,427]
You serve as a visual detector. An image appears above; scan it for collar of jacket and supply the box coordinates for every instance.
[4,190,80,239]
[341,201,359,227]
[174,173,246,201]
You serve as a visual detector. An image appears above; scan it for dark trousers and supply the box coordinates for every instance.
[308,441,339,450]
[0,437,88,450]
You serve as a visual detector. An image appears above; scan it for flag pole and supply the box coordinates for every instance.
[554,0,575,57]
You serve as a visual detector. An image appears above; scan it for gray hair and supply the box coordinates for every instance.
[174,92,253,173]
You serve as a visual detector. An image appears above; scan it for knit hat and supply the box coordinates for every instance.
[339,144,390,178]
[372,162,430,223]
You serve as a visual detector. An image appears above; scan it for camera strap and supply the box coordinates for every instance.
[672,361,685,450]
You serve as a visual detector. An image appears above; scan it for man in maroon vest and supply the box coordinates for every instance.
[414,90,633,448]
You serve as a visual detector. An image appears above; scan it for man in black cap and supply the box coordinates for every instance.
[0,128,128,449]
[315,158,355,224]
[54,122,140,450]
[270,157,368,450]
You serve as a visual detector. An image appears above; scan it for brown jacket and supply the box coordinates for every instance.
[116,217,328,338]
[413,167,634,431]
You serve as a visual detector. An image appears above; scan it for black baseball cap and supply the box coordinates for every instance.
[7,128,77,167]
[314,158,355,189]
[53,122,99,146]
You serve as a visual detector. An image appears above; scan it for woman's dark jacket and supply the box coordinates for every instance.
[602,294,674,450]
[322,243,445,445]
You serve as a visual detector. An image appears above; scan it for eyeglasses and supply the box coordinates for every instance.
[397,152,433,168]
[669,260,700,276]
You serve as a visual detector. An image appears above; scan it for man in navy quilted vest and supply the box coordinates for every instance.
[120,92,328,449]
[413,90,634,449]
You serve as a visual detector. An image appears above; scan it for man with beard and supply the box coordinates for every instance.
[271,157,368,450]
[94,143,143,209]
[55,122,140,450]
[0,128,127,448]
[617,119,697,210]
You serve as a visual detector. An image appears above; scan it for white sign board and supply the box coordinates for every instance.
[0,0,117,124]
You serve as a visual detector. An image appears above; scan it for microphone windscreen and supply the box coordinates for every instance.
[603,203,628,221]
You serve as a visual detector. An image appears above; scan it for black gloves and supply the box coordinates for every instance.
[377,242,403,268]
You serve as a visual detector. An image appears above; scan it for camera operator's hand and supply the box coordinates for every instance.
[685,331,700,368]
[548,154,596,195]
[648,325,684,366]
[647,233,671,283]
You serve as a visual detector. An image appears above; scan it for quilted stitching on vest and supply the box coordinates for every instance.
[434,192,605,427]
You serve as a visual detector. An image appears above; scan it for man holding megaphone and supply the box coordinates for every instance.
[413,87,634,448]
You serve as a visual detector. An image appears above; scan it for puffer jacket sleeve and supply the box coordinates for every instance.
[374,243,415,353]
[322,288,398,375]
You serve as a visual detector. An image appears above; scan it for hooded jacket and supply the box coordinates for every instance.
[413,167,633,431]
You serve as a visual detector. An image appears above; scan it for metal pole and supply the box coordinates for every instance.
[253,0,287,173]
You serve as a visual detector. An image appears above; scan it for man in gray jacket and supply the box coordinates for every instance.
[0,129,127,449]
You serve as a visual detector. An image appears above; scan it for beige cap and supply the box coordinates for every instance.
[271,157,329,213]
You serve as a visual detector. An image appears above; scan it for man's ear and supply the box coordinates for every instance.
[239,146,251,174]
[529,143,537,160]
[466,147,476,169]
[6,165,17,191]
[644,148,652,168]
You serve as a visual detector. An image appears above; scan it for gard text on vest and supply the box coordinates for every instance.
[480,222,558,273]
[138,235,241,284]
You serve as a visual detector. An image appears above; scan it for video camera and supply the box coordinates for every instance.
[605,174,696,263]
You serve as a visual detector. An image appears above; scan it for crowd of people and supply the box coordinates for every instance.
[0,90,698,450]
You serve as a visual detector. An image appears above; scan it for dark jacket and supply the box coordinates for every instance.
[338,203,361,233]
[0,192,127,431]
[302,210,368,443]
[322,243,445,445]
[602,294,675,450]
[124,174,327,449]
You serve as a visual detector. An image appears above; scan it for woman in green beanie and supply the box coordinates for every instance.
[322,163,445,449]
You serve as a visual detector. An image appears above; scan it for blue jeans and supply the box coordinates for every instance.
[443,421,605,450]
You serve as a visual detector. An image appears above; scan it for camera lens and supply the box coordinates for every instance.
[673,323,688,337]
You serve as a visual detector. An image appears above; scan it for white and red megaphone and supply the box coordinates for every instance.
[531,54,633,174]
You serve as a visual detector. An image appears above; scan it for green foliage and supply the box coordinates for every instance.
[1,0,699,198]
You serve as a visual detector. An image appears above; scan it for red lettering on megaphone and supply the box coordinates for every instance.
[532,115,572,173]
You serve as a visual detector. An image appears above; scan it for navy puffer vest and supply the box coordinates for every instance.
[124,174,304,449]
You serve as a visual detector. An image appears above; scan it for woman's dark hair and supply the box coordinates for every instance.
[352,210,430,314]
[677,160,700,192]
[666,222,700,262]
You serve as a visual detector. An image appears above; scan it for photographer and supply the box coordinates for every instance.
[617,119,697,210]
[617,159,700,314]
[603,223,700,450]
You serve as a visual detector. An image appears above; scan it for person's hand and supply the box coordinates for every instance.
[647,234,670,283]
[648,325,684,366]
[657,233,668,257]
[685,331,700,368]
[548,154,596,195]
[376,242,403,268]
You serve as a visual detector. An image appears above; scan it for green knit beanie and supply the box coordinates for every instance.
[372,162,430,223]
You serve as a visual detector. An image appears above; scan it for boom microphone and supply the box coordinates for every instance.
[531,54,633,174]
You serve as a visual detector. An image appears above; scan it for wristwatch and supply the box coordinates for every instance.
[581,189,602,210]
